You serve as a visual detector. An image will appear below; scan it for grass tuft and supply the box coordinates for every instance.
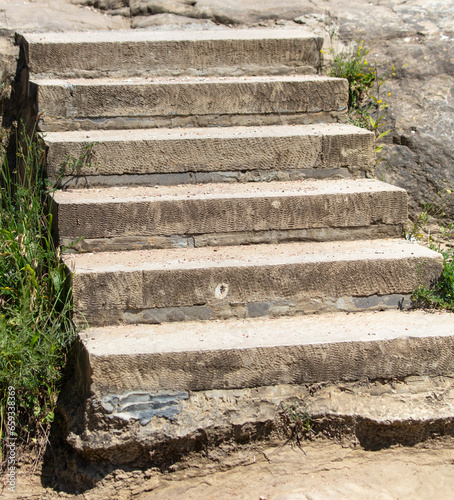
[407,197,454,311]
[412,246,454,311]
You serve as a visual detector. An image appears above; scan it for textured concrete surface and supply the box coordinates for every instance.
[33,75,348,131]
[79,310,454,395]
[44,123,374,183]
[21,28,322,78]
[65,239,443,326]
[51,179,407,249]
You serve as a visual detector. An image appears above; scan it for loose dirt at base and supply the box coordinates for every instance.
[4,439,454,499]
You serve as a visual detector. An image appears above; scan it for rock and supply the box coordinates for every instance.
[78,0,320,25]
[75,0,129,9]
[0,35,18,84]
[316,0,454,221]
[0,0,129,32]
[129,0,207,18]
[108,7,132,16]
[132,13,217,28]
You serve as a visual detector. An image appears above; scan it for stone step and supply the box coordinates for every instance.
[65,239,443,327]
[19,28,322,79]
[52,179,407,253]
[63,310,454,466]
[45,123,374,188]
[79,310,454,396]
[32,75,348,131]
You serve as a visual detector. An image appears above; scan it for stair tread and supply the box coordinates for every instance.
[52,178,403,204]
[21,28,323,82]
[44,122,371,143]
[34,74,348,131]
[46,123,374,187]
[23,28,320,44]
[64,239,440,273]
[82,309,454,356]
[32,74,341,86]
[79,309,454,396]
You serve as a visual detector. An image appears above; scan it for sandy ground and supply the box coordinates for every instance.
[145,441,454,500]
[3,439,454,499]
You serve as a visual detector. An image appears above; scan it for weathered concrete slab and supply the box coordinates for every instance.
[79,310,454,395]
[60,371,454,468]
[19,28,322,78]
[65,239,443,326]
[52,179,407,251]
[45,123,374,185]
[32,75,348,131]
[59,311,454,467]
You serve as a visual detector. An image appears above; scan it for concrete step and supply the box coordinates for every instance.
[79,310,454,395]
[19,28,322,79]
[45,123,374,188]
[61,310,454,467]
[32,75,348,131]
[65,239,443,327]
[52,179,407,252]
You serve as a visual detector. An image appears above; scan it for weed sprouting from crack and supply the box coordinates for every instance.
[278,402,315,454]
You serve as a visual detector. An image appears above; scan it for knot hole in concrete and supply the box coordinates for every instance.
[215,283,229,299]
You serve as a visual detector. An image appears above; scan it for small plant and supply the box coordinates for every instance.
[407,191,454,310]
[57,141,99,189]
[0,121,75,465]
[412,247,454,311]
[278,402,314,452]
[327,40,376,110]
[322,21,395,168]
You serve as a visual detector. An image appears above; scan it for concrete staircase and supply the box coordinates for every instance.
[18,29,450,473]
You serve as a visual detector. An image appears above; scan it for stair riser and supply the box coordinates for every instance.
[21,33,322,78]
[54,190,407,251]
[84,335,454,395]
[64,370,454,467]
[45,126,374,185]
[78,293,414,328]
[40,111,348,133]
[71,256,442,327]
[53,168,361,190]
[33,78,348,131]
[62,225,405,253]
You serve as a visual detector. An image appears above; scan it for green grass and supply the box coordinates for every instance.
[412,245,454,310]
[0,123,74,456]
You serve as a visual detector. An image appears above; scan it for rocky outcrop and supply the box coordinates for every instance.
[313,0,454,222]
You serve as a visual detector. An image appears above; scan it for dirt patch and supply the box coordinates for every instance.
[3,437,454,499]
